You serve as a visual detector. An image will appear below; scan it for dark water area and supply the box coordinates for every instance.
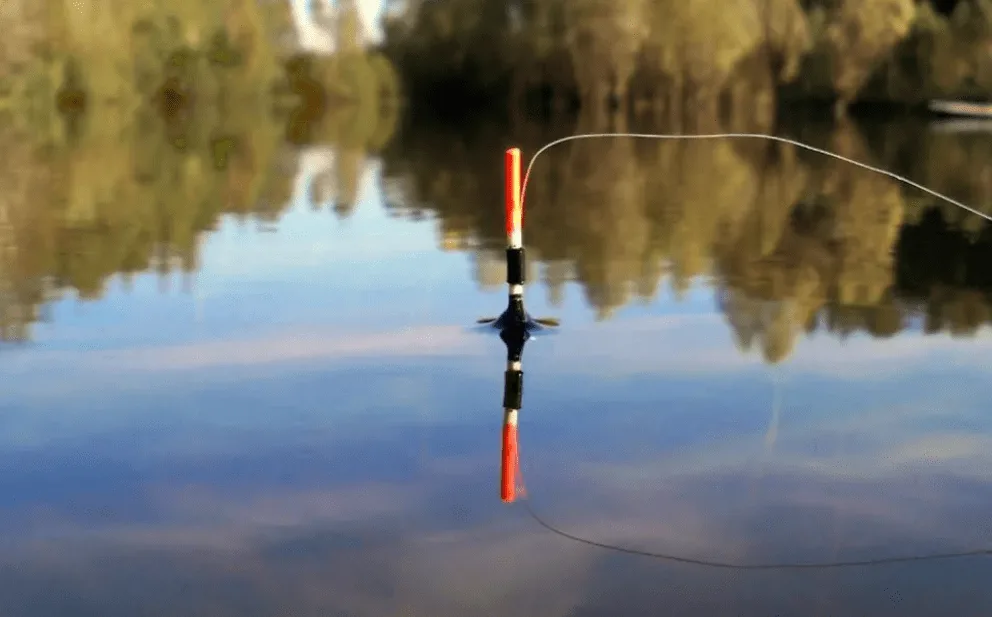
[3,103,992,616]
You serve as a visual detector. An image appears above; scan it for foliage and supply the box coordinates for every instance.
[383,0,992,112]
[1,0,402,123]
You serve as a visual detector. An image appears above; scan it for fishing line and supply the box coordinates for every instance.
[511,131,992,569]
[519,132,992,226]
[515,433,992,570]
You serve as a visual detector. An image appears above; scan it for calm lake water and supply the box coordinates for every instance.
[3,108,992,615]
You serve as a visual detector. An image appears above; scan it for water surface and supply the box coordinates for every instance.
[3,111,992,615]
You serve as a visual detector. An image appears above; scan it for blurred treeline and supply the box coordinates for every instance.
[382,0,992,118]
[380,110,992,364]
[0,0,401,125]
[0,0,401,343]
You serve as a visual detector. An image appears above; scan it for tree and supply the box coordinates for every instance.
[562,0,649,116]
[818,0,917,115]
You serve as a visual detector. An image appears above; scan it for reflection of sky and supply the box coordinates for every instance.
[4,151,992,615]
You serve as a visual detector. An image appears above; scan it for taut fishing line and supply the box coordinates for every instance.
[510,131,992,570]
[519,132,992,226]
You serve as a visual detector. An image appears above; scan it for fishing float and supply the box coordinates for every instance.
[474,146,559,503]
[500,147,525,504]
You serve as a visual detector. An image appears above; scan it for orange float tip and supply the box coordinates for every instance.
[504,148,522,240]
[500,421,518,503]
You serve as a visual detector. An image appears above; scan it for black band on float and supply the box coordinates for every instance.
[506,247,525,286]
[503,369,523,410]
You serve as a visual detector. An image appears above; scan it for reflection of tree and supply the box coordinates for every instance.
[0,0,403,344]
[382,112,992,364]
[896,207,992,337]
[861,118,992,238]
[0,97,398,344]
[472,249,541,292]
[557,128,647,319]
[0,107,287,344]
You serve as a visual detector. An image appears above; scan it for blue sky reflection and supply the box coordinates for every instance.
[3,150,992,615]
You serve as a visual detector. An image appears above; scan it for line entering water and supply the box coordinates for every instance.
[514,131,992,569]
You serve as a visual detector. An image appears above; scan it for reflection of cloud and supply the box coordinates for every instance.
[787,328,992,376]
[4,520,596,617]
[10,312,992,400]
[6,437,992,616]
[5,358,992,615]
[568,405,992,486]
[545,315,992,378]
[534,470,990,565]
[520,408,992,565]
[396,529,592,615]
[885,435,986,465]
[0,325,489,407]
[21,325,481,374]
[8,483,424,552]
[3,325,992,613]
[126,325,477,370]
[156,482,424,529]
